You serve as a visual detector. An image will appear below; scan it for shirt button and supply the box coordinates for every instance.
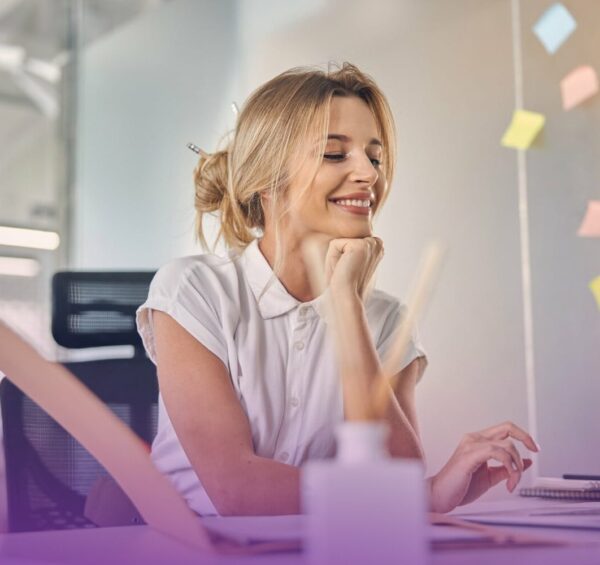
[280,452,289,462]
[290,397,299,407]
[294,341,305,351]
[299,305,309,316]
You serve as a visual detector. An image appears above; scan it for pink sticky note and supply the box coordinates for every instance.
[577,201,600,237]
[561,66,599,111]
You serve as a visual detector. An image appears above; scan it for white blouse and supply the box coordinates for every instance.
[136,239,426,515]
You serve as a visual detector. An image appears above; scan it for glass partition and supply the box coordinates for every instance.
[517,0,600,480]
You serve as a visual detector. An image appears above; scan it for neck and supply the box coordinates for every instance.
[258,233,317,303]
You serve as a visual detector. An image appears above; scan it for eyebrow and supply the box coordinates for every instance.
[327,133,382,147]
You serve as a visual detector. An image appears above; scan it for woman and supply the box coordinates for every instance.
[137,63,538,517]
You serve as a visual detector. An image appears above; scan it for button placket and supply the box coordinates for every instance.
[279,304,316,463]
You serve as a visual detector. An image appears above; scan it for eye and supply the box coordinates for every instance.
[323,153,346,161]
[370,157,382,167]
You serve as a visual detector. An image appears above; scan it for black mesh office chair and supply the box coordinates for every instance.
[0,271,158,532]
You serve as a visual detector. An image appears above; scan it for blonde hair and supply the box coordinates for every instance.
[193,62,397,254]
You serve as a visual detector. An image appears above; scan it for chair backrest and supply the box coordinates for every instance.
[51,271,155,353]
[1,271,158,532]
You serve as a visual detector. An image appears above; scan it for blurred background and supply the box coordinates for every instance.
[0,0,599,529]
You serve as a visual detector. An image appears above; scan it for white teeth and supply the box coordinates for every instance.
[334,199,371,207]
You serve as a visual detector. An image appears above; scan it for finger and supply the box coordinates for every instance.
[369,237,385,266]
[361,238,379,291]
[493,439,524,472]
[372,236,384,250]
[366,236,384,267]
[324,239,347,280]
[463,443,513,478]
[478,445,521,492]
[369,236,384,259]
[479,421,539,453]
[488,458,533,486]
[487,445,519,480]
[487,464,511,487]
[347,237,373,296]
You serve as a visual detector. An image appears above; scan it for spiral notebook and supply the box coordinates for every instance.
[520,487,600,501]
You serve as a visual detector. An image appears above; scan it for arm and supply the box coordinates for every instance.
[331,291,425,460]
[391,355,427,438]
[153,310,300,516]
[335,293,540,512]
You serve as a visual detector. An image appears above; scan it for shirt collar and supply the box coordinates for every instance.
[237,239,298,319]
[237,239,329,321]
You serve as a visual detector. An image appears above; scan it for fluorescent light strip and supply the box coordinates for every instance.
[0,226,60,250]
[0,256,40,277]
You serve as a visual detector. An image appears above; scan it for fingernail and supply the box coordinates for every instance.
[534,441,541,452]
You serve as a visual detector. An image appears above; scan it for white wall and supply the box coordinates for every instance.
[235,0,529,498]
[75,0,552,501]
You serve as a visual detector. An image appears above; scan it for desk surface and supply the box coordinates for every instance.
[0,498,599,565]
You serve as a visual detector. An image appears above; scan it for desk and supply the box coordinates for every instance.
[1,498,599,565]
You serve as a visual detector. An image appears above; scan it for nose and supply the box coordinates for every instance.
[349,152,379,186]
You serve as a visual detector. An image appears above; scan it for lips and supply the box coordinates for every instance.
[328,193,375,216]
[328,198,372,216]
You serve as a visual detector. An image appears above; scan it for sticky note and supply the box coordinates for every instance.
[560,66,599,110]
[501,110,546,150]
[533,3,577,54]
[589,276,600,309]
[577,201,600,237]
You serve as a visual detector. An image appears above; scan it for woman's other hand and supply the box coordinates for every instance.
[325,236,384,299]
[428,421,540,514]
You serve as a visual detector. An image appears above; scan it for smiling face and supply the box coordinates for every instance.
[267,95,387,243]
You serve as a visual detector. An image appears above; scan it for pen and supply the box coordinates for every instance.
[563,474,600,481]
[187,143,208,158]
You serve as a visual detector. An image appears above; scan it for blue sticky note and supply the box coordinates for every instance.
[533,3,577,54]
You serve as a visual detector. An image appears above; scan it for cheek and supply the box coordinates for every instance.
[310,168,342,204]
[373,175,387,212]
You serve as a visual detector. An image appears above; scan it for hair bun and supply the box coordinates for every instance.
[193,149,229,213]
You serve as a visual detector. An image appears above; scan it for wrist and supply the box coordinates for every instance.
[330,286,361,307]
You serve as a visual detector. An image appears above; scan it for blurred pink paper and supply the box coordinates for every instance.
[577,201,600,237]
[561,66,599,111]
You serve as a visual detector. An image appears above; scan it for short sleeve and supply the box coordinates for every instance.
[136,258,228,368]
[376,300,427,382]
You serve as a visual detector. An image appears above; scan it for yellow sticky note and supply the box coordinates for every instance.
[577,201,600,237]
[501,110,546,150]
[589,276,600,310]
[561,65,599,110]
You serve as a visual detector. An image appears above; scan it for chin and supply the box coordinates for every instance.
[333,224,373,239]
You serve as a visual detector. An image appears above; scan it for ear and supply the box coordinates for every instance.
[259,192,272,220]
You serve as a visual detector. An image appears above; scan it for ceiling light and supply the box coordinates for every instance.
[0,256,40,277]
[0,226,60,250]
